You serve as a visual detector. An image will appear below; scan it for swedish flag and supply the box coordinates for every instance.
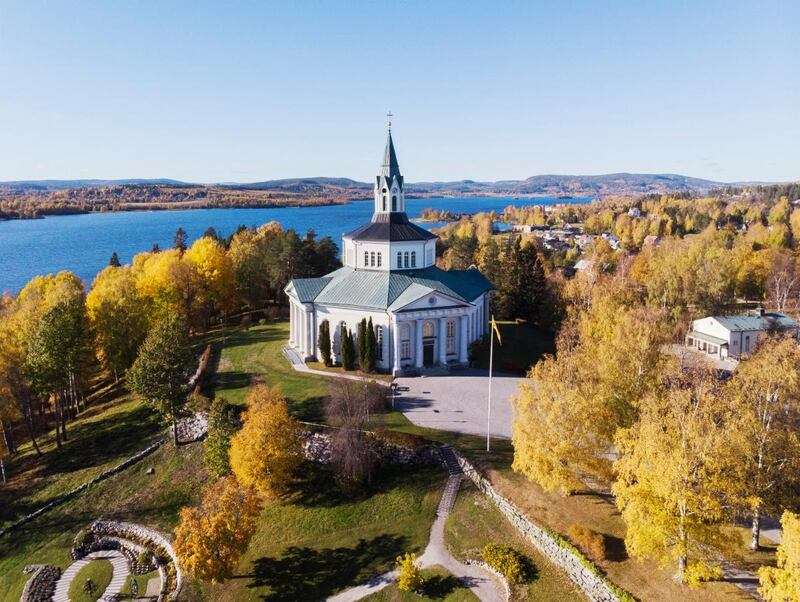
[491,315,502,345]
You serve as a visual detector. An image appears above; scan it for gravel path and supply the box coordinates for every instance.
[52,549,130,602]
[328,447,504,602]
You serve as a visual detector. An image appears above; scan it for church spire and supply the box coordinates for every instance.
[374,112,405,214]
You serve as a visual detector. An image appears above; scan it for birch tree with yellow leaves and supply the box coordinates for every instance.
[759,511,800,602]
[174,476,262,583]
[229,385,302,499]
[613,360,737,583]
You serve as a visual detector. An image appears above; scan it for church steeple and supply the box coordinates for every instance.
[374,113,405,215]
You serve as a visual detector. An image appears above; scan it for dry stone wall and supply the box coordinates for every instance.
[20,564,61,602]
[454,451,625,602]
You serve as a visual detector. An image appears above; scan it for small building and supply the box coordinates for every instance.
[685,309,798,360]
[627,207,642,218]
[642,234,660,247]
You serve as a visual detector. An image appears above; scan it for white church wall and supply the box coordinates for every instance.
[315,305,392,368]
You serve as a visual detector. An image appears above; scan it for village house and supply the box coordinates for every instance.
[284,120,493,375]
[685,309,798,360]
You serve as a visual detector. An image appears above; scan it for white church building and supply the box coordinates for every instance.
[285,121,493,375]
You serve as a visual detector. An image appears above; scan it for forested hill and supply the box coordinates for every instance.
[0,174,790,220]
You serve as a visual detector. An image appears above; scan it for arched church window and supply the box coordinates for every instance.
[397,252,402,268]
[423,321,434,338]
[446,320,456,354]
[382,195,387,211]
[392,196,397,211]
[403,252,409,268]
[411,251,416,268]
[400,324,410,359]
[377,252,382,267]
[376,325,383,360]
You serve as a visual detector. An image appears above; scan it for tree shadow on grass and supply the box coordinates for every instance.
[423,573,463,599]
[603,535,628,562]
[247,534,407,601]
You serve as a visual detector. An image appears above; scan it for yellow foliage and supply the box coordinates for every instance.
[184,237,237,313]
[395,552,422,592]
[174,476,262,583]
[132,248,195,319]
[229,385,302,499]
[759,511,800,601]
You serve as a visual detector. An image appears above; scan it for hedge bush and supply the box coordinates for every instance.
[482,542,527,584]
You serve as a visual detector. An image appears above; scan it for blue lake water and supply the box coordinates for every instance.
[0,196,590,293]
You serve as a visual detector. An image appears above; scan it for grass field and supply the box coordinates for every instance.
[67,558,113,602]
[363,565,479,601]
[471,321,555,374]
[445,480,583,601]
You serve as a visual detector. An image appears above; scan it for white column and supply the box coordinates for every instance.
[459,315,469,363]
[392,318,402,375]
[289,303,296,346]
[415,320,424,368]
[438,317,448,366]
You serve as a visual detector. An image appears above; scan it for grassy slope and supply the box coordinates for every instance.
[445,480,584,601]
[364,565,479,601]
[67,559,113,602]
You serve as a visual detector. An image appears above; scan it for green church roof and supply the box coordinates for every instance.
[287,266,492,310]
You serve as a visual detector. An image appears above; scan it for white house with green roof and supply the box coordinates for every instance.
[285,121,493,375]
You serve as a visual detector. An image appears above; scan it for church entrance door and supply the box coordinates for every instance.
[423,341,435,366]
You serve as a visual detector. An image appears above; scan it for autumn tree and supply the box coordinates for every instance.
[228,227,269,310]
[132,249,196,320]
[229,385,302,499]
[174,476,262,583]
[318,320,332,366]
[86,265,149,380]
[184,236,237,325]
[613,360,736,583]
[758,510,800,602]
[726,336,800,550]
[204,397,237,478]
[127,315,195,445]
[396,552,423,592]
[513,284,665,493]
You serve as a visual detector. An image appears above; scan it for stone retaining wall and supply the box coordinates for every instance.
[0,439,165,539]
[453,451,625,602]
[302,430,440,466]
[20,564,61,602]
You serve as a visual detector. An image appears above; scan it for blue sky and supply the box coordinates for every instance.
[0,1,797,183]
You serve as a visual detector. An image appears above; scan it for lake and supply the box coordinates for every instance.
[0,196,590,293]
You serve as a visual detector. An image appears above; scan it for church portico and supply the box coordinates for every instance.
[285,117,493,377]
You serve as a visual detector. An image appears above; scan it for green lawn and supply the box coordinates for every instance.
[122,569,160,599]
[445,480,583,601]
[67,559,113,602]
[209,321,329,419]
[471,321,554,374]
[364,565,479,601]
[204,464,445,602]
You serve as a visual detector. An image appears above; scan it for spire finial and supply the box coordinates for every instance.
[387,111,393,131]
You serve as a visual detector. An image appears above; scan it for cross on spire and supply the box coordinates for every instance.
[387,111,393,131]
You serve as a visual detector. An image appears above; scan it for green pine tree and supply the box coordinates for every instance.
[318,320,332,366]
[509,241,547,326]
[366,317,377,372]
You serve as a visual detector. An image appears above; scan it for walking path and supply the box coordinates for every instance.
[328,447,504,602]
[283,346,391,386]
[52,549,130,602]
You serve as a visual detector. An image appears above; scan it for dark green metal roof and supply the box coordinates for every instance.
[287,266,492,310]
[379,131,403,188]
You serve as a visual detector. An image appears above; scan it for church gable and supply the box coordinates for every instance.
[390,285,467,312]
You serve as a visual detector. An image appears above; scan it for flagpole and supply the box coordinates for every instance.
[487,321,493,452]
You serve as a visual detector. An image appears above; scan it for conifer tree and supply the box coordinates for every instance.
[174,227,188,253]
[358,318,367,368]
[204,397,237,478]
[318,320,332,366]
[341,326,356,371]
[109,251,121,267]
[366,317,376,372]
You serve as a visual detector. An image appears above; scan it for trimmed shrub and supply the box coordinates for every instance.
[567,524,607,562]
[482,542,527,584]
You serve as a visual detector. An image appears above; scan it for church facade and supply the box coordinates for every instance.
[285,123,493,375]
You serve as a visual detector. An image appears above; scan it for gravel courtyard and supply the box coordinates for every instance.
[393,369,524,439]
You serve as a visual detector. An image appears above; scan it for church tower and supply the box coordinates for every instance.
[374,112,405,215]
